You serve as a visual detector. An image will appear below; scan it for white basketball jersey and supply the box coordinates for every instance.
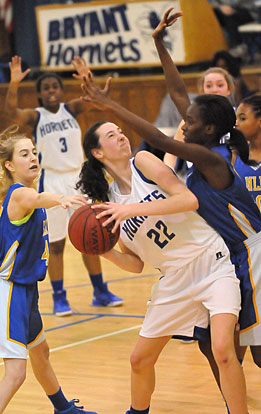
[109,158,222,275]
[34,103,84,172]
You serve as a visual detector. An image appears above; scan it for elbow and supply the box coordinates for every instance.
[189,193,199,211]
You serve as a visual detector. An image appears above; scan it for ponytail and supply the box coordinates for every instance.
[227,128,257,166]
[76,157,109,202]
[76,121,109,202]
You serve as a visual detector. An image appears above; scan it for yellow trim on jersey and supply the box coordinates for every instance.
[228,204,257,238]
[0,241,19,280]
[0,205,3,218]
[10,210,34,226]
[240,242,259,333]
[6,282,26,348]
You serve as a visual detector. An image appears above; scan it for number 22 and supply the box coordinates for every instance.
[147,220,175,248]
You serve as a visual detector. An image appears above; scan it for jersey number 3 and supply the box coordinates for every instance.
[59,137,68,152]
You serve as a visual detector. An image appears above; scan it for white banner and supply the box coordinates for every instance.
[35,0,184,70]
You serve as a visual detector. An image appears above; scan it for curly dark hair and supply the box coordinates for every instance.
[76,121,109,202]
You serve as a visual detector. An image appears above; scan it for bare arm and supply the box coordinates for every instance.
[94,151,198,232]
[80,73,233,190]
[68,56,112,116]
[152,9,191,120]
[102,239,144,273]
[163,120,185,169]
[4,56,37,128]
[8,187,88,221]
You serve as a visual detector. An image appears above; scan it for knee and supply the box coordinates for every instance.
[211,339,234,367]
[7,367,26,392]
[49,240,65,255]
[30,341,50,364]
[130,350,154,373]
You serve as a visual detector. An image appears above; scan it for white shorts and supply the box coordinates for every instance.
[0,279,45,359]
[40,169,81,243]
[140,238,241,338]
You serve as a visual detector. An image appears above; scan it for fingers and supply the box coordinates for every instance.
[103,76,112,95]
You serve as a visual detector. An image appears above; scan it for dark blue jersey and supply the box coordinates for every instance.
[186,145,261,252]
[0,184,49,284]
[186,145,261,332]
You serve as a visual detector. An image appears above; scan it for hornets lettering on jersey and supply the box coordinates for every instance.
[122,190,166,241]
[39,117,80,137]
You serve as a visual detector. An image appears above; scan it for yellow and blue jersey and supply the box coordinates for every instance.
[187,145,261,252]
[0,184,49,284]
[233,155,261,212]
[186,145,261,333]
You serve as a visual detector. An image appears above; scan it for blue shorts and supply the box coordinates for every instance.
[0,280,45,359]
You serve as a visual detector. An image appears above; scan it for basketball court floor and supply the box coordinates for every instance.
[0,239,260,414]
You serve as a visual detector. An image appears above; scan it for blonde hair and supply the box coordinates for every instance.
[0,125,30,204]
[198,67,235,96]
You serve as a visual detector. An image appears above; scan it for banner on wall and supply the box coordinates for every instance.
[35,0,184,71]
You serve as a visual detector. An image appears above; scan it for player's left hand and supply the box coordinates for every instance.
[152,8,183,41]
[93,202,133,233]
[80,72,112,109]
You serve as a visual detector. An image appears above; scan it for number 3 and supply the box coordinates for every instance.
[59,137,68,152]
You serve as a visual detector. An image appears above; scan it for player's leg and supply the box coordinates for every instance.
[46,202,72,316]
[29,340,97,414]
[0,358,26,412]
[82,253,123,307]
[210,313,247,414]
[48,238,72,316]
[126,335,171,413]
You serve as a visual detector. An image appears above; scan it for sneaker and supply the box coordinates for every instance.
[53,290,72,316]
[54,399,97,413]
[92,282,123,307]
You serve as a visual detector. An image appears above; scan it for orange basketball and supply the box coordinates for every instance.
[68,204,120,255]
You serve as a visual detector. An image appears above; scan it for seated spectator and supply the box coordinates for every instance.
[208,0,258,57]
[211,49,255,105]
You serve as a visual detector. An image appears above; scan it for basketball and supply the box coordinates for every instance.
[68,204,120,255]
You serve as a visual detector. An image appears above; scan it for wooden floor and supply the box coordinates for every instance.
[1,240,260,414]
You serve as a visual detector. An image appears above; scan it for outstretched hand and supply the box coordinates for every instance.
[152,8,183,41]
[80,71,112,110]
[9,56,31,83]
[92,202,134,233]
[72,56,90,80]
[59,194,89,209]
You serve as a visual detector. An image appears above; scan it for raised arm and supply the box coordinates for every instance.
[68,56,112,116]
[4,56,37,128]
[152,8,191,120]
[80,73,232,190]
[80,72,213,166]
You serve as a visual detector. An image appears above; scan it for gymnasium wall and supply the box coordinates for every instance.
[1,69,261,150]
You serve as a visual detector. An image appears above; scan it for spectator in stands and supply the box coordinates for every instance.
[208,0,258,58]
[211,49,254,105]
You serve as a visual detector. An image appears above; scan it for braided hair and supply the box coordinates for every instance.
[194,94,253,165]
